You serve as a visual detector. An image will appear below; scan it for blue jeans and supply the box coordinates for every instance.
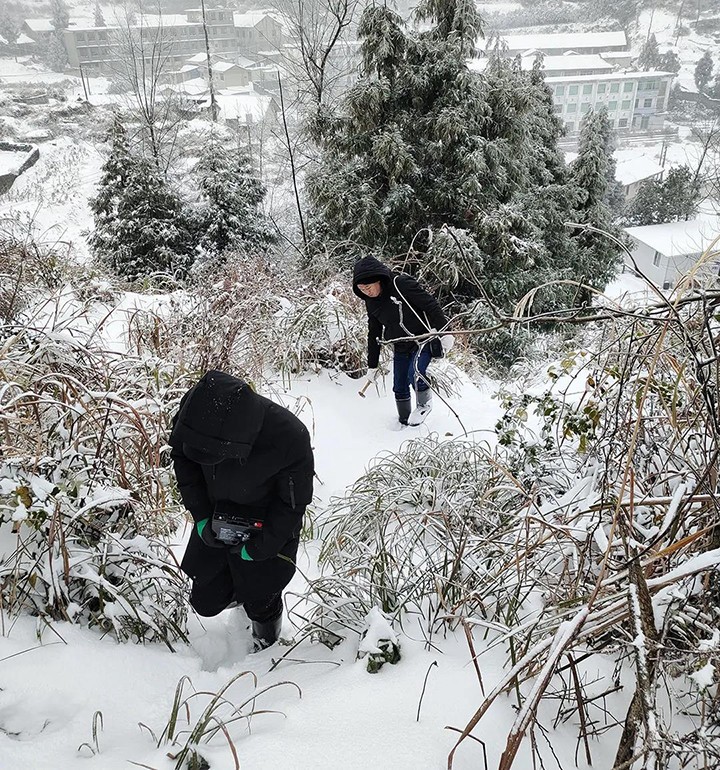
[393,345,431,401]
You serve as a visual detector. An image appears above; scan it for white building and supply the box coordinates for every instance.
[478,30,628,57]
[547,69,673,134]
[615,156,665,200]
[624,219,719,289]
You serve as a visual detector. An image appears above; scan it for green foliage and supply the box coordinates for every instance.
[190,136,275,258]
[659,50,681,75]
[50,0,69,30]
[45,32,68,72]
[570,108,625,301]
[638,34,660,71]
[695,51,714,93]
[90,117,193,281]
[93,1,105,27]
[0,4,20,46]
[624,166,700,226]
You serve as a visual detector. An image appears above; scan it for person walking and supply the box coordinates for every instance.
[353,256,454,426]
[169,370,314,651]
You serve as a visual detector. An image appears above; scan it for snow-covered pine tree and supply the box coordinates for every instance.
[45,32,68,71]
[90,117,192,281]
[570,108,625,300]
[637,33,660,71]
[658,51,680,75]
[0,5,20,49]
[190,137,275,258]
[695,51,714,93]
[50,0,69,31]
[307,0,581,317]
[624,166,700,226]
[94,1,106,28]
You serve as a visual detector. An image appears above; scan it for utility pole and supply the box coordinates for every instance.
[200,0,218,121]
[79,61,89,100]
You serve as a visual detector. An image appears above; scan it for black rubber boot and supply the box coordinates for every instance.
[395,397,411,425]
[251,614,282,652]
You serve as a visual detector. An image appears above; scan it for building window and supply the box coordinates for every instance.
[583,84,593,94]
[610,83,620,93]
[644,98,653,108]
[641,115,650,128]
[653,251,662,267]
[565,122,575,132]
[581,102,591,113]
[608,100,618,111]
[568,85,579,95]
[622,100,631,110]
[624,81,634,92]
[619,118,628,127]
[555,84,565,96]
[597,83,607,94]
[566,103,577,113]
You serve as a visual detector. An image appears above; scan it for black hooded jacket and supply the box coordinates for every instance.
[352,256,447,368]
[169,371,314,600]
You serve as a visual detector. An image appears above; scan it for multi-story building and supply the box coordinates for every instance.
[547,70,673,134]
[25,10,283,74]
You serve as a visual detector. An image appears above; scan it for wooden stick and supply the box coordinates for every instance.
[358,379,372,398]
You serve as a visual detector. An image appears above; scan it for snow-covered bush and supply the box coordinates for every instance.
[0,324,191,644]
[126,256,366,382]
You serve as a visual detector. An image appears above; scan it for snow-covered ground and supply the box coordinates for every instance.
[0,351,600,770]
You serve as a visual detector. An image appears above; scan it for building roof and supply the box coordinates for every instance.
[524,54,614,73]
[24,18,54,32]
[615,156,664,186]
[625,219,719,258]
[214,61,239,72]
[216,88,275,122]
[233,12,275,28]
[545,69,672,83]
[479,30,627,52]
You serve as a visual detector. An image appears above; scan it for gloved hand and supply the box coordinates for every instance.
[366,367,379,383]
[441,334,455,354]
[196,518,225,548]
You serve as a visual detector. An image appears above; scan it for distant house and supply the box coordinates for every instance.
[216,83,279,128]
[615,156,665,201]
[22,18,55,45]
[232,12,283,54]
[624,219,719,289]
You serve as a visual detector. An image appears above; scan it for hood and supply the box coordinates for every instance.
[352,256,393,299]
[171,370,265,464]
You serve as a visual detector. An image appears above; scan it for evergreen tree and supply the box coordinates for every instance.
[638,34,660,71]
[308,0,582,316]
[51,0,70,31]
[190,137,275,256]
[658,51,681,75]
[570,109,624,298]
[0,5,20,48]
[90,117,193,281]
[94,2,106,27]
[45,33,68,71]
[706,75,720,102]
[695,51,714,93]
[624,166,700,226]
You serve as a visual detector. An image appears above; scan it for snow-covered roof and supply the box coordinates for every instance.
[479,30,627,52]
[16,32,35,44]
[233,12,276,28]
[625,220,719,258]
[522,54,614,73]
[186,53,208,64]
[615,156,664,187]
[214,61,239,72]
[140,14,195,28]
[545,69,673,83]
[24,18,54,32]
[216,87,275,122]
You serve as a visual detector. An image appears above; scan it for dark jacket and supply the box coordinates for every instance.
[169,371,314,601]
[352,256,447,368]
